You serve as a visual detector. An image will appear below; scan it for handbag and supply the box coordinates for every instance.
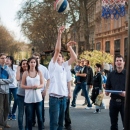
[94,93,104,106]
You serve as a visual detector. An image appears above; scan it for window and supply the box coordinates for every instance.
[96,42,101,51]
[114,39,120,51]
[105,41,110,53]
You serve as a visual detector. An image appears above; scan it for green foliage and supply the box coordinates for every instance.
[80,50,113,67]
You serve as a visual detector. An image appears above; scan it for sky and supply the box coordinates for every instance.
[0,0,28,42]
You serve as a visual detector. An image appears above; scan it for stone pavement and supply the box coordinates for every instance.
[4,87,123,130]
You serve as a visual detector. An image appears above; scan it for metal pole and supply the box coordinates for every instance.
[124,0,130,129]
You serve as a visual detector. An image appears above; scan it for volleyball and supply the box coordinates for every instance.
[55,0,69,13]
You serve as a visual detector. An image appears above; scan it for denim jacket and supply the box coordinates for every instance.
[0,65,13,94]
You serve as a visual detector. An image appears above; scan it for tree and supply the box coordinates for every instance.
[80,50,113,67]
[0,25,17,54]
[16,0,98,53]
[0,22,28,56]
[17,0,69,52]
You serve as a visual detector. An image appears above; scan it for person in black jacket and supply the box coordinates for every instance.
[82,60,93,105]
[91,63,103,113]
[71,59,92,109]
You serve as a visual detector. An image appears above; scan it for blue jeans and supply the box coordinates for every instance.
[32,96,45,124]
[9,87,18,114]
[26,101,43,130]
[17,95,28,130]
[71,82,92,107]
[49,96,67,130]
[109,99,124,130]
[42,97,45,122]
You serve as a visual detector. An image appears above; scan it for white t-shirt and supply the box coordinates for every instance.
[38,64,50,91]
[66,69,72,94]
[67,70,72,83]
[48,59,70,97]
[24,74,42,103]
[8,65,18,88]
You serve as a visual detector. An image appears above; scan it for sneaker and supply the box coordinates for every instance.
[8,114,12,120]
[93,109,101,114]
[12,114,16,120]
[70,105,76,108]
[93,111,101,114]
[85,106,92,109]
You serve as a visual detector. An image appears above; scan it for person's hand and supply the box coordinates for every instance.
[67,41,77,48]
[119,91,125,97]
[54,0,59,10]
[58,26,65,35]
[76,72,79,76]
[105,92,110,96]
[32,85,39,90]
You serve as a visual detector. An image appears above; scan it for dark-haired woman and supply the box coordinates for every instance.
[91,63,103,113]
[16,59,28,130]
[6,56,18,120]
[21,57,44,130]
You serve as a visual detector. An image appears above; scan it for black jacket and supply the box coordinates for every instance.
[86,66,93,85]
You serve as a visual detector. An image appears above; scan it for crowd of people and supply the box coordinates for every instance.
[0,26,126,130]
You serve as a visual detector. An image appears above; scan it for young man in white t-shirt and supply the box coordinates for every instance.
[32,52,50,129]
[48,26,77,130]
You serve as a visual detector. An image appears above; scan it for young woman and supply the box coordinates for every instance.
[91,63,103,113]
[6,56,18,120]
[16,59,28,130]
[21,57,44,130]
[48,26,77,130]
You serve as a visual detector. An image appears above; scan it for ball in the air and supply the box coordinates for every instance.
[55,0,69,13]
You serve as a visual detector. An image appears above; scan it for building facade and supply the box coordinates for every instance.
[94,0,128,63]
[68,0,128,63]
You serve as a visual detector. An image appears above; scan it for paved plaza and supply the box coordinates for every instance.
[4,87,123,130]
